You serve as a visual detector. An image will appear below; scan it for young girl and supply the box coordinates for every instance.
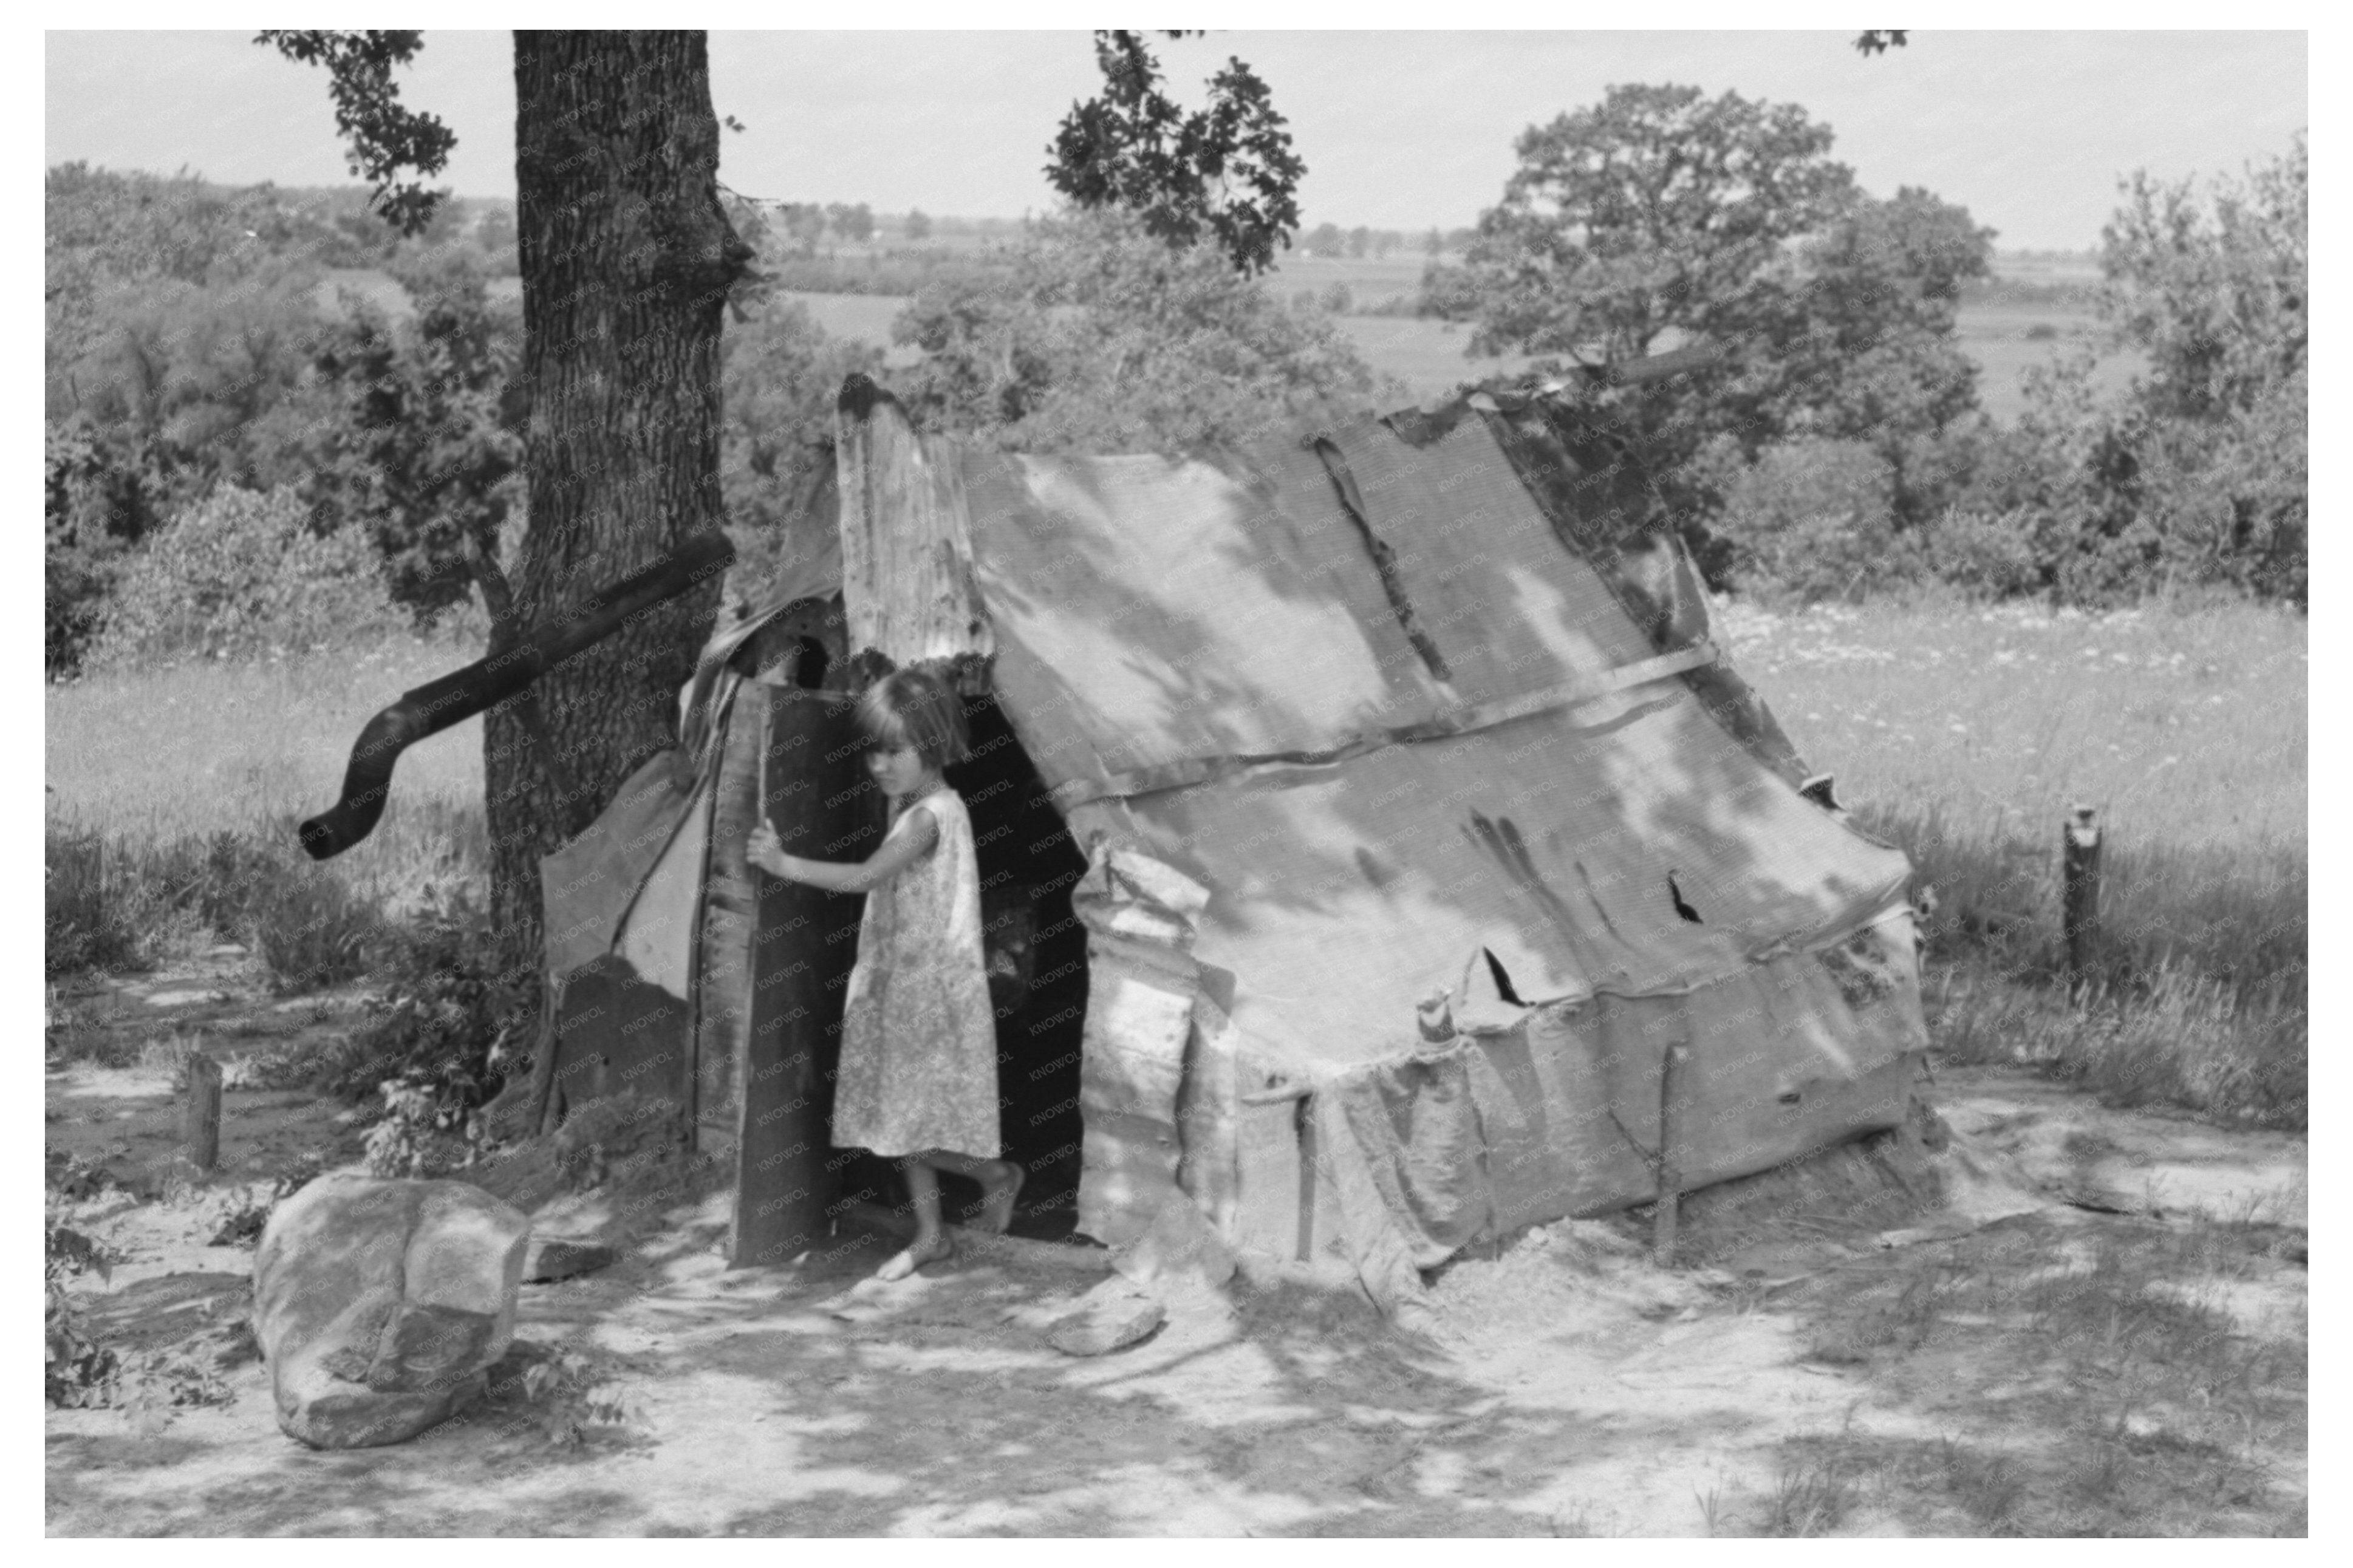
[745,667,1022,1281]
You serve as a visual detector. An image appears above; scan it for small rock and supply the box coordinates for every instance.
[1045,1279,1165,1357]
[521,1236,618,1283]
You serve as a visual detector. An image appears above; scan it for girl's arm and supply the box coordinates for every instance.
[747,808,937,894]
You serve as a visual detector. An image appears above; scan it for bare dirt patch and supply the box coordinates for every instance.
[46,979,2307,1536]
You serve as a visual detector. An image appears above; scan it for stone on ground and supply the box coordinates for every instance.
[522,1236,618,1283]
[251,1174,529,1448]
[1045,1277,1166,1357]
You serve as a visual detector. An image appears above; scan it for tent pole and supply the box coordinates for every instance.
[527,972,567,1137]
[1651,1044,1688,1267]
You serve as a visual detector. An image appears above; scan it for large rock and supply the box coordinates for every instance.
[252,1175,530,1449]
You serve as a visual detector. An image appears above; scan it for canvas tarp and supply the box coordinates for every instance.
[959,415,1918,1077]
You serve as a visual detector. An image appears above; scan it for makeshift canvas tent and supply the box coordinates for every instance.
[529,372,1929,1311]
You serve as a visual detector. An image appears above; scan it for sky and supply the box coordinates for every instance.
[44,29,2309,253]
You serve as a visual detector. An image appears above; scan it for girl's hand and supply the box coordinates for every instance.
[746,823,787,878]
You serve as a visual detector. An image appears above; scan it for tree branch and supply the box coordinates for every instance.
[257,30,457,236]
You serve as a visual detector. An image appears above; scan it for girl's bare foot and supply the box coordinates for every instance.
[977,1161,1025,1236]
[874,1232,953,1282]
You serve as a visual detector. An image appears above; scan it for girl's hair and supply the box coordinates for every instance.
[855,667,970,769]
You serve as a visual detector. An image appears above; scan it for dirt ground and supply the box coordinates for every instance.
[45,956,2308,1537]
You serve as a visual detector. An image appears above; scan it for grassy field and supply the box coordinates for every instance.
[49,597,2304,1128]
[1725,593,2306,1128]
[1723,596,2305,851]
[44,637,490,983]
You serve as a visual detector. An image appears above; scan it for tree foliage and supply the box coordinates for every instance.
[256,30,456,236]
[302,251,528,619]
[1988,137,2309,604]
[86,485,406,671]
[2102,134,2306,423]
[1460,84,1859,366]
[719,295,883,583]
[1047,30,1305,276]
[1449,84,1994,571]
[892,209,1392,454]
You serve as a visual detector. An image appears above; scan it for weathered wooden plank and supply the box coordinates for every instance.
[694,675,760,1159]
[833,373,992,680]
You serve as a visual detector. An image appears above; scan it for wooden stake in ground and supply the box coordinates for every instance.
[2063,804,2102,989]
[1651,1043,1688,1267]
[182,1051,222,1174]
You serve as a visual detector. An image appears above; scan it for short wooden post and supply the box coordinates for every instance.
[2062,805,2102,989]
[1651,1044,1688,1268]
[182,1051,222,1174]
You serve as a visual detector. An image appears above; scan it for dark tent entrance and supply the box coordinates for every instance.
[731,682,1090,1268]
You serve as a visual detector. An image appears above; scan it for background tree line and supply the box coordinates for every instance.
[46,80,2304,683]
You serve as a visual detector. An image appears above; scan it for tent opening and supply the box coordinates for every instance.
[790,636,830,690]
[941,692,1090,1239]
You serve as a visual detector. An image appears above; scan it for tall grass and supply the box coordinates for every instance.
[1738,595,2307,1130]
[45,635,488,989]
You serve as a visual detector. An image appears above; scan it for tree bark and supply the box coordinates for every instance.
[487,31,751,977]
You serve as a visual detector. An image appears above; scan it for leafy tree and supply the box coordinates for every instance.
[1307,222,1345,257]
[1461,84,1857,367]
[2103,134,2305,423]
[1046,30,1304,276]
[719,295,883,582]
[893,209,1393,454]
[44,164,324,415]
[1769,186,1995,520]
[473,204,519,274]
[302,250,527,621]
[1707,438,1905,602]
[903,208,932,242]
[46,420,151,676]
[1347,225,1370,259]
[1990,136,2308,604]
[825,201,875,243]
[1454,84,1993,570]
[267,30,751,970]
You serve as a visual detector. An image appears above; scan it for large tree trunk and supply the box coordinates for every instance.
[487,31,751,976]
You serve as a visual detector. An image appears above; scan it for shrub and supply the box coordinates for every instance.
[248,865,383,996]
[85,484,408,672]
[1918,507,2049,598]
[45,827,142,977]
[1712,440,1913,602]
[313,890,533,1119]
[46,1211,121,1409]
